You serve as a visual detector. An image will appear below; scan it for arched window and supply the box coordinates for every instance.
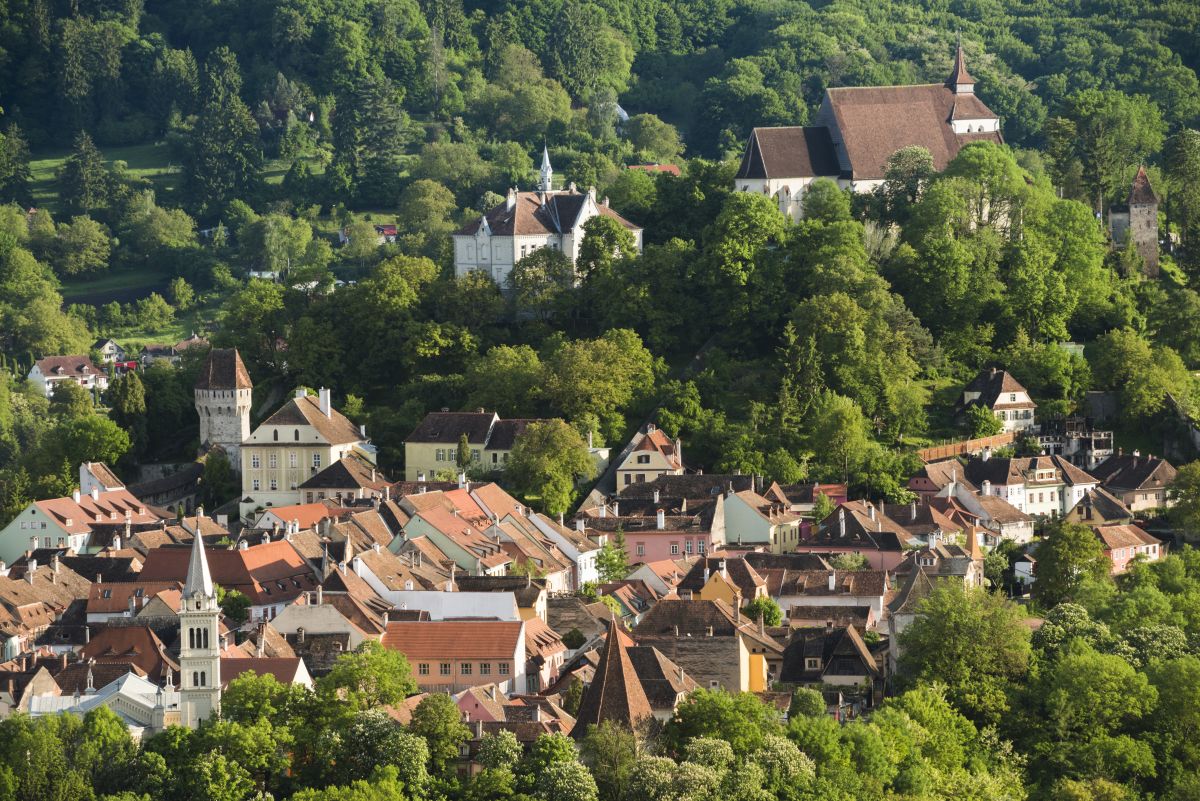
[273,430,279,441]
[193,671,199,687]
[202,628,209,648]
[188,628,195,649]
[294,429,300,441]
[200,671,206,687]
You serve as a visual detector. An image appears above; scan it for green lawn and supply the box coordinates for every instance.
[30,142,183,214]
[59,268,169,304]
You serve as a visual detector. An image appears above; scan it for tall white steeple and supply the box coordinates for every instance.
[179,532,220,727]
[539,145,554,193]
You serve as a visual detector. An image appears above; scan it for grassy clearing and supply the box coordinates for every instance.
[30,142,183,214]
[59,268,170,304]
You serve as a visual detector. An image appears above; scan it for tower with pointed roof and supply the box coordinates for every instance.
[946,41,975,95]
[539,146,554,193]
[571,616,653,737]
[179,531,220,727]
[1109,166,1159,277]
[195,347,253,467]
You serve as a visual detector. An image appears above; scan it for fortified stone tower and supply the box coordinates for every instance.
[1110,166,1160,277]
[195,348,253,467]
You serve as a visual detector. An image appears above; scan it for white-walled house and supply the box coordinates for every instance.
[452,149,643,285]
[957,368,1037,434]
[28,355,108,397]
[964,454,1098,518]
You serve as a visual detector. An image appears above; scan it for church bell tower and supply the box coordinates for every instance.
[179,531,221,727]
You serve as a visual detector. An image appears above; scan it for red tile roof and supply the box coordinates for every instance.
[139,541,317,605]
[220,657,306,688]
[381,620,524,661]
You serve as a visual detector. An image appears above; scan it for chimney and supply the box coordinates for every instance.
[27,560,36,583]
[318,387,332,418]
[128,595,136,615]
[612,502,619,517]
[316,584,324,605]
[90,486,99,502]
[982,446,991,462]
[758,615,765,636]
[51,554,59,574]
[599,504,606,518]
[72,488,81,503]
[735,604,741,624]
[295,388,307,399]
[867,503,875,521]
[575,518,584,533]
[506,187,517,211]
[982,479,991,495]
[703,566,710,582]
[653,489,660,503]
[910,501,917,522]
[677,666,684,683]
[828,571,836,592]
[838,508,846,537]
[297,627,305,644]
[656,509,665,530]
[238,539,248,550]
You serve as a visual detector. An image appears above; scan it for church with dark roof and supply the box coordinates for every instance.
[734,44,1002,220]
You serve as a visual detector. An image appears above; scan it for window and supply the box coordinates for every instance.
[290,453,297,468]
[270,479,278,491]
[671,544,679,555]
[102,589,112,599]
[698,541,706,553]
[498,663,510,675]
[419,663,429,676]
[1009,394,1016,402]
[521,245,527,258]
[624,474,631,486]
[269,454,277,468]
[685,540,693,554]
[251,454,261,469]
[709,681,720,689]
[637,544,645,556]
[805,658,820,670]
[637,454,650,464]
[462,663,472,675]
[440,663,451,676]
[273,430,278,441]
[480,663,491,675]
[313,454,322,468]
[492,453,498,464]
[294,429,300,441]
[436,449,445,462]
[472,449,481,462]
[252,479,261,491]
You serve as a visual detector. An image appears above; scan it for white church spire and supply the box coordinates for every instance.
[540,145,554,193]
[184,529,213,599]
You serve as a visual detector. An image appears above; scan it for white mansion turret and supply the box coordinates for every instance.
[451,147,644,285]
[195,348,253,466]
[179,528,221,727]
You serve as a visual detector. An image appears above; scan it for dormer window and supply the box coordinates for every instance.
[806,658,821,670]
[102,589,112,599]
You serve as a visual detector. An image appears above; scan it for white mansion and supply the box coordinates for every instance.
[734,45,1003,220]
[452,149,643,284]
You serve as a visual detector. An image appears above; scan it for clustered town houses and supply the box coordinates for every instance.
[0,46,1179,760]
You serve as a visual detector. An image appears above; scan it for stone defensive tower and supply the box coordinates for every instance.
[195,348,253,467]
[1110,166,1160,277]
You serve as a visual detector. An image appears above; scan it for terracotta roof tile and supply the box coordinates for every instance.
[380,620,524,661]
[194,348,252,390]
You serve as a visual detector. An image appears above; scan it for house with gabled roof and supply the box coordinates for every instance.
[453,148,643,285]
[799,501,915,571]
[781,624,883,708]
[402,410,553,481]
[956,367,1037,434]
[1065,488,1134,526]
[964,453,1098,517]
[299,454,391,505]
[734,44,1001,219]
[1092,524,1164,574]
[392,488,512,577]
[381,619,527,695]
[615,424,685,489]
[28,355,108,397]
[239,387,372,520]
[1088,452,1177,512]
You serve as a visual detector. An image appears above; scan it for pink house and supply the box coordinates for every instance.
[576,495,726,566]
[1093,524,1164,574]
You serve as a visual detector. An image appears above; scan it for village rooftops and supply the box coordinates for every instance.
[617,473,756,500]
[963,454,1098,488]
[571,618,653,736]
[676,556,767,601]
[405,411,498,445]
[380,620,524,661]
[139,540,318,606]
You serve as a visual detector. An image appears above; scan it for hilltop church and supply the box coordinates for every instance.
[734,45,1003,220]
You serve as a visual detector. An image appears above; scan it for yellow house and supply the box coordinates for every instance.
[698,570,743,607]
[239,388,371,520]
[402,411,548,480]
[616,425,684,489]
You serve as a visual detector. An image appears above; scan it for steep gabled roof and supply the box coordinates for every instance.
[571,617,653,737]
[1088,454,1176,493]
[195,348,252,390]
[1128,166,1158,205]
[260,395,364,445]
[455,190,642,238]
[404,412,497,445]
[734,126,841,180]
